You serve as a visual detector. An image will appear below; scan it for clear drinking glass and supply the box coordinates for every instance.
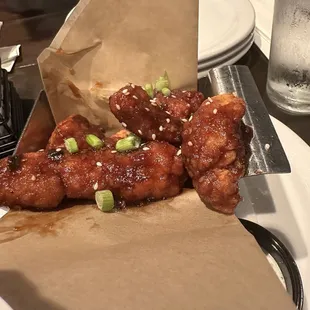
[266,0,310,114]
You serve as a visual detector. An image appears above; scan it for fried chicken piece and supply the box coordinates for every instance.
[0,141,185,209]
[0,152,65,209]
[181,94,246,214]
[154,90,204,119]
[57,141,185,202]
[46,114,105,150]
[155,93,190,119]
[171,90,205,114]
[109,84,193,144]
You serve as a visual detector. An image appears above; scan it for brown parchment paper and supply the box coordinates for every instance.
[0,0,296,308]
[0,191,295,310]
[37,0,199,134]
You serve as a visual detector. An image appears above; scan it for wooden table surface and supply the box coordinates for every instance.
[1,2,310,146]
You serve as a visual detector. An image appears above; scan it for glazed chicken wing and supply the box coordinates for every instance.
[0,141,185,209]
[170,89,205,114]
[46,114,105,150]
[109,84,204,144]
[0,152,65,209]
[57,141,184,202]
[181,94,246,214]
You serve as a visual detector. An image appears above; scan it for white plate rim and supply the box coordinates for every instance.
[198,0,255,61]
[197,36,253,78]
[236,115,310,308]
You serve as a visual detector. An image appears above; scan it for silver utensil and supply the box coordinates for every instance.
[14,91,56,155]
[207,65,291,176]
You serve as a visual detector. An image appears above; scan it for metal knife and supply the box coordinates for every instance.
[207,65,291,176]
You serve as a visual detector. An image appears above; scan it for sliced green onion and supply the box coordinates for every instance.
[144,83,154,98]
[95,190,114,212]
[155,71,170,91]
[86,134,104,149]
[64,137,79,153]
[161,87,171,96]
[116,135,141,152]
[128,133,142,144]
[163,70,169,81]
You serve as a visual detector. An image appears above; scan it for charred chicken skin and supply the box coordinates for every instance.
[0,141,185,209]
[181,94,246,214]
[109,84,204,144]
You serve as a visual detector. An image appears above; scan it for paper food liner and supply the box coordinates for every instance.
[0,191,295,310]
[37,0,199,135]
[0,0,296,309]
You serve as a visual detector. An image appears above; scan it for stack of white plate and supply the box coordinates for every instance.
[198,0,255,78]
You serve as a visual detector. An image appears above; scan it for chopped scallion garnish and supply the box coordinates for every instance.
[128,133,142,145]
[86,134,104,149]
[116,134,141,152]
[95,190,114,212]
[155,71,170,91]
[64,138,79,154]
[144,83,154,98]
[161,87,171,96]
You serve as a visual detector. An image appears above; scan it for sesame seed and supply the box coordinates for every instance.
[125,92,130,96]
[122,89,129,94]
[159,126,164,132]
[182,90,187,93]
[171,95,176,98]
[31,175,36,181]
[56,148,62,152]
[152,134,156,140]
[143,147,150,151]
[138,130,143,135]
[165,111,171,115]
[150,98,157,103]
[208,97,213,102]
[265,143,270,151]
[166,118,170,123]
[111,150,117,153]
[96,162,102,167]
[39,149,44,152]
[213,109,218,114]
[188,141,193,146]
[205,101,210,105]
[189,115,193,121]
[145,107,150,111]
[131,84,135,88]
[233,92,237,97]
[116,104,121,110]
[93,182,99,190]
[187,104,190,108]
[177,149,182,156]
[181,118,188,123]
[151,102,157,106]
[121,122,127,128]
[133,95,138,99]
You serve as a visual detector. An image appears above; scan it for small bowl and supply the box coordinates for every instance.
[239,218,304,310]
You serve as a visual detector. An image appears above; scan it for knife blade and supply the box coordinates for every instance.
[207,65,291,176]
